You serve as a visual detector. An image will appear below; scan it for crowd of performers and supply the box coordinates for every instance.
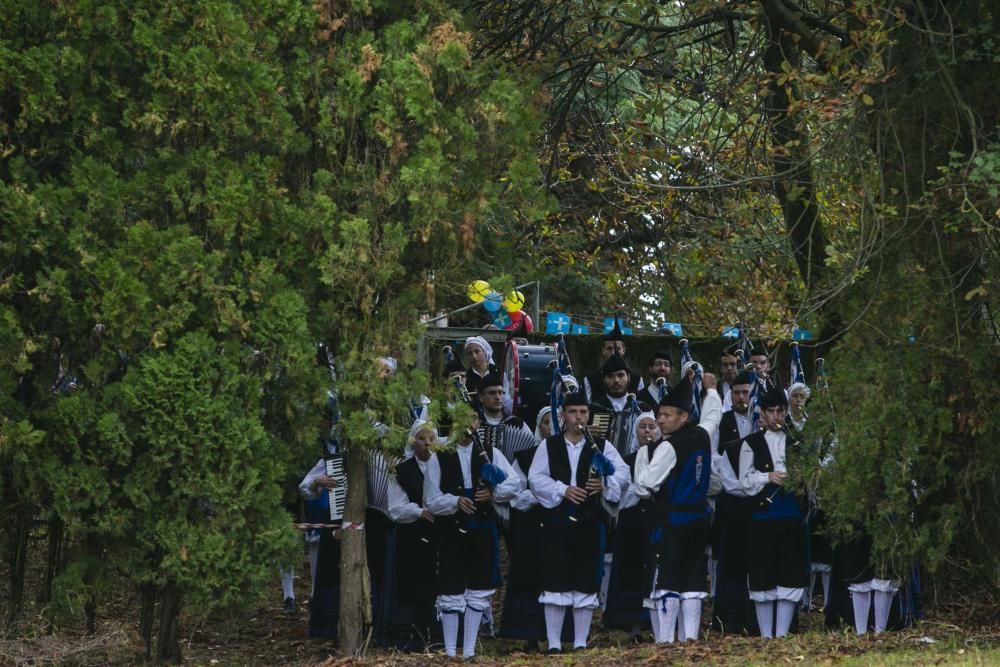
[289,327,921,658]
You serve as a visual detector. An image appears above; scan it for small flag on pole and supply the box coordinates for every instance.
[545,312,572,334]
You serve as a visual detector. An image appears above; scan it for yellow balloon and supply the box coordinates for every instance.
[503,290,525,313]
[467,280,491,303]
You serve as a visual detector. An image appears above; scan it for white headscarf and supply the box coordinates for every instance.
[534,406,554,445]
[379,356,398,374]
[463,336,494,369]
[404,419,437,459]
[629,411,661,453]
[788,382,811,400]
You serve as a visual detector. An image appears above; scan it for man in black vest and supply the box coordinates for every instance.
[423,409,520,658]
[528,392,629,653]
[737,385,807,638]
[637,348,672,408]
[634,377,712,643]
[710,370,758,634]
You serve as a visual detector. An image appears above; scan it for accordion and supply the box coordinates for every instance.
[588,407,635,456]
[324,454,347,522]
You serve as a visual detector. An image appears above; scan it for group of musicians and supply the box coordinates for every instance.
[293,327,908,657]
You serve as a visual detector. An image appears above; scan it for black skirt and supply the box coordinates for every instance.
[603,504,651,630]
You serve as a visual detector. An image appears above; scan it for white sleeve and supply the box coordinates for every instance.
[698,388,723,442]
[600,444,629,504]
[423,454,461,515]
[510,459,538,511]
[619,481,641,509]
[489,448,521,503]
[528,442,566,509]
[583,376,593,402]
[718,450,750,496]
[739,442,769,496]
[388,476,423,523]
[299,459,326,500]
[634,442,677,495]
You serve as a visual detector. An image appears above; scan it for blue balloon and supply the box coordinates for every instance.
[483,291,503,312]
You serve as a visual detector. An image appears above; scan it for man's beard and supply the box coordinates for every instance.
[607,386,627,398]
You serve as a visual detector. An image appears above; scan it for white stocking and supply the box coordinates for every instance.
[681,598,702,641]
[544,604,567,651]
[441,611,460,656]
[852,591,871,635]
[572,607,593,649]
[775,600,796,637]
[873,590,895,634]
[656,596,680,643]
[755,601,775,639]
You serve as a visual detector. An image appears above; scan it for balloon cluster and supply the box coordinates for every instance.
[466,280,532,331]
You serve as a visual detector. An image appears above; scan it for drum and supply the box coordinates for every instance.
[503,341,557,431]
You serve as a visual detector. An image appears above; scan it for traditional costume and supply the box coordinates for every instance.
[527,392,629,652]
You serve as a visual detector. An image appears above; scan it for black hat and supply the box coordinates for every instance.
[563,391,589,407]
[719,345,739,359]
[479,372,503,390]
[759,384,788,409]
[659,376,693,413]
[750,344,768,358]
[732,370,754,387]
[647,349,672,366]
[604,317,624,342]
[601,351,630,376]
[442,355,466,377]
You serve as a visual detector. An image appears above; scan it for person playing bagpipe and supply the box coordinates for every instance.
[634,377,713,643]
[603,409,661,641]
[710,370,760,634]
[422,394,520,659]
[527,391,629,653]
[380,420,441,650]
[637,348,673,408]
[583,319,644,403]
[738,384,809,638]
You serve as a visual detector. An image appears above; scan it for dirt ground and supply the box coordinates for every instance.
[3,540,998,666]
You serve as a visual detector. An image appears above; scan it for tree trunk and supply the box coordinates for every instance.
[5,505,30,632]
[337,442,371,655]
[83,534,101,635]
[139,583,157,657]
[38,515,65,605]
[156,581,183,663]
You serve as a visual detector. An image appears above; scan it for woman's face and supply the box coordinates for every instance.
[412,427,436,461]
[539,412,552,438]
[790,389,808,413]
[466,345,487,370]
[637,417,660,445]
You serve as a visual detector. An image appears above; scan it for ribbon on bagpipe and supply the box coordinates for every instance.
[548,334,576,436]
[789,341,806,385]
[814,357,837,442]
[679,338,703,424]
[623,392,643,456]
[735,326,762,432]
[447,352,507,488]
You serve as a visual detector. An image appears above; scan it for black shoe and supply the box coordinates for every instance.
[283,597,297,615]
[547,647,562,655]
[573,646,587,652]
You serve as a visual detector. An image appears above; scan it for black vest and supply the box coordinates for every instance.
[438,443,495,521]
[743,430,801,515]
[648,423,711,523]
[513,446,538,479]
[637,382,669,410]
[396,457,424,505]
[717,410,742,455]
[545,433,608,523]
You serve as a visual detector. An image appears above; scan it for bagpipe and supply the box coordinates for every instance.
[445,346,508,492]
[547,334,577,436]
[679,338,704,423]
